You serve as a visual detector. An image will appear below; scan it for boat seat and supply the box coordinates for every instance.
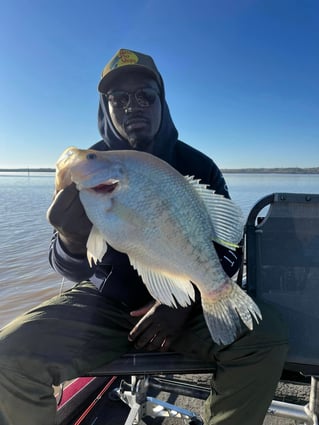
[245,192,319,424]
[84,192,319,425]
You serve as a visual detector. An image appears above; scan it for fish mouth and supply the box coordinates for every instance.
[89,180,119,194]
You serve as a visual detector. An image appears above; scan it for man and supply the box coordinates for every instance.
[0,48,288,425]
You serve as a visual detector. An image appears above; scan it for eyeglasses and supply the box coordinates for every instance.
[105,87,160,109]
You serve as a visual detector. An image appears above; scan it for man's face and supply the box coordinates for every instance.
[105,72,162,150]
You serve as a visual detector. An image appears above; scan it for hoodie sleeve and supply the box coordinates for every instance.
[49,231,95,282]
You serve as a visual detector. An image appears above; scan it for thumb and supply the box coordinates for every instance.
[130,301,158,317]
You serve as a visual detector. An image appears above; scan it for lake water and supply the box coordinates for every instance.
[0,171,318,328]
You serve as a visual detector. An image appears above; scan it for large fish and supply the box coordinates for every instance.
[54,146,261,345]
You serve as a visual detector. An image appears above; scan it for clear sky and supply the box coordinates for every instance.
[0,0,318,169]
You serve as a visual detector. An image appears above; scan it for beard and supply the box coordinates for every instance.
[127,133,154,152]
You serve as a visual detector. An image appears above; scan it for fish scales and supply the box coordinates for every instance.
[54,147,262,345]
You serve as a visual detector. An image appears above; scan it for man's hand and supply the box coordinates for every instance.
[128,301,194,352]
[47,183,92,255]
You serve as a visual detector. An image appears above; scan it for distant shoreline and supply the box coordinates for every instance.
[221,167,319,174]
[0,168,56,173]
[1,167,319,174]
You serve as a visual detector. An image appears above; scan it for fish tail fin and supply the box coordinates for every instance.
[201,282,262,345]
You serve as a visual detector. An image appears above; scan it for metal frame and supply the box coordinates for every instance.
[111,375,204,425]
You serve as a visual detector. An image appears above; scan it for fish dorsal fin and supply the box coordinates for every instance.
[129,257,195,308]
[86,225,107,267]
[185,176,244,250]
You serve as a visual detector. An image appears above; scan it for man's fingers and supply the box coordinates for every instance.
[54,184,80,210]
[47,184,79,222]
[130,301,157,317]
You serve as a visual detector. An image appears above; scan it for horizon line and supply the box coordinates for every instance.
[1,166,319,174]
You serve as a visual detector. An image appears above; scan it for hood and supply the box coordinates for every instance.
[97,48,179,164]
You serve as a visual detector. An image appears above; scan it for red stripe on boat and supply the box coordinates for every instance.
[57,377,96,408]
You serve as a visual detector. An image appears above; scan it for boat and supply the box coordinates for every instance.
[56,375,130,425]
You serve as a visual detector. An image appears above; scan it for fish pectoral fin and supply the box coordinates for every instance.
[86,225,107,267]
[129,257,195,308]
[185,176,244,249]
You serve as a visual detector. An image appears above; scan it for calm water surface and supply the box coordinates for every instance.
[0,171,318,328]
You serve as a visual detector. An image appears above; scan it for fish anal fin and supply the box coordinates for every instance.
[129,257,195,308]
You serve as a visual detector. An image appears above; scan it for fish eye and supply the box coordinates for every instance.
[86,153,97,160]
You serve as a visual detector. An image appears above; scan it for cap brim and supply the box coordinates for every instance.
[98,65,160,93]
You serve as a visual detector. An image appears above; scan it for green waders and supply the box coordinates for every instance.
[0,281,288,425]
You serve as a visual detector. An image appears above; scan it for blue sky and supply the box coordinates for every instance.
[0,0,318,168]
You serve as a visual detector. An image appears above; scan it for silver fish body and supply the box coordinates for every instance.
[55,147,262,345]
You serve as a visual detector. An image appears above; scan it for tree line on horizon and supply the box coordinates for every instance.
[1,166,319,174]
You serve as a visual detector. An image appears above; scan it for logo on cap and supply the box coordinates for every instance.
[109,49,139,71]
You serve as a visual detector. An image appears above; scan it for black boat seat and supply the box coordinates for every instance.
[246,192,319,377]
[84,193,319,425]
[246,193,319,425]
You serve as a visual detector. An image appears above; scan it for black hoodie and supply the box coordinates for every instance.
[49,75,242,309]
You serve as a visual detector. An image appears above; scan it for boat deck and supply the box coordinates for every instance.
[58,373,311,425]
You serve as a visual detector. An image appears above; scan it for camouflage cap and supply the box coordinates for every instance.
[98,48,163,93]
